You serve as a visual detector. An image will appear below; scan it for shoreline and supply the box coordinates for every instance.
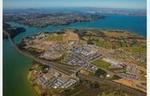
[7,21,146,38]
[27,70,41,96]
[3,15,146,96]
[23,28,146,95]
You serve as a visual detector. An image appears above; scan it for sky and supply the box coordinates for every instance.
[3,0,146,9]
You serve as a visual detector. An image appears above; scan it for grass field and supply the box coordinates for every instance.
[91,59,110,69]
[47,33,63,41]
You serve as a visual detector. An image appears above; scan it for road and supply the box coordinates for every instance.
[78,73,146,96]
[5,31,146,96]
[72,52,115,77]
[4,31,78,76]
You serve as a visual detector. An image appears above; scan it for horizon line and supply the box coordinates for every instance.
[3,6,146,10]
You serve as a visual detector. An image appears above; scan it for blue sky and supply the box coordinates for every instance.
[4,0,146,9]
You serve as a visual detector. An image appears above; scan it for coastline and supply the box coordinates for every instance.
[27,70,41,96]
[23,28,146,95]
[3,15,146,96]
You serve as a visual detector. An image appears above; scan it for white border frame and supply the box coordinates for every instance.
[0,0,149,96]
[147,0,150,96]
[0,0,3,96]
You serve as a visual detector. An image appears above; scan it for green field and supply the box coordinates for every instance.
[47,34,63,41]
[91,59,110,69]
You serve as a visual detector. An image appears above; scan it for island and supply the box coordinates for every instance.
[18,29,146,96]
[3,22,26,39]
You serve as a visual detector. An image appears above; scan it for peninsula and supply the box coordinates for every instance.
[3,22,26,39]
[4,13,105,27]
[19,29,146,96]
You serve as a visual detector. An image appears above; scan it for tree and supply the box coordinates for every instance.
[95,68,107,77]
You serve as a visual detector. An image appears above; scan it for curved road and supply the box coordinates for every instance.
[4,31,78,75]
[4,31,146,96]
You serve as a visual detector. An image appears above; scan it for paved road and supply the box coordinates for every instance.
[4,31,78,75]
[78,73,146,96]
[5,31,146,96]
[73,52,115,77]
